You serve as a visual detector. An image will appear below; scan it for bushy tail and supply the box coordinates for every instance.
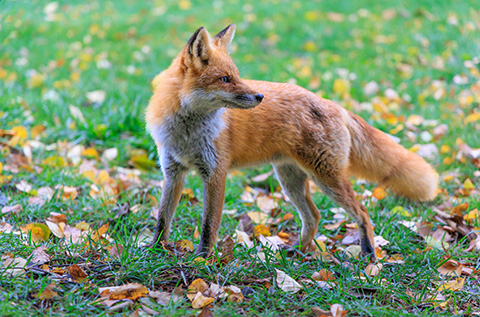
[346,113,438,201]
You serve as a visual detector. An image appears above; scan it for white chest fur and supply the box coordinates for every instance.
[149,108,226,177]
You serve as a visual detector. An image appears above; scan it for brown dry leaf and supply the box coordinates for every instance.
[220,235,234,264]
[439,277,465,291]
[187,279,209,301]
[275,269,302,293]
[47,212,67,224]
[191,292,214,309]
[450,202,469,217]
[2,204,22,215]
[386,254,405,264]
[68,264,88,283]
[197,307,214,317]
[33,283,59,300]
[254,224,271,238]
[109,243,123,259]
[91,223,109,242]
[365,262,383,277]
[438,260,462,277]
[107,283,149,300]
[311,269,336,282]
[31,245,50,264]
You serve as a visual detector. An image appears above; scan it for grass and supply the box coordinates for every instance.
[1,0,480,316]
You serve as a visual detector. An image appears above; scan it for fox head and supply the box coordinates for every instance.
[179,24,263,111]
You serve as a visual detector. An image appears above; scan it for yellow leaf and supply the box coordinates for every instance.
[96,170,110,185]
[440,277,465,291]
[464,209,479,223]
[303,40,316,52]
[392,206,411,217]
[178,0,191,10]
[82,170,96,182]
[22,223,51,242]
[465,112,480,124]
[191,293,214,309]
[41,156,67,167]
[28,73,45,88]
[305,11,319,21]
[8,126,28,147]
[333,78,350,95]
[463,178,475,190]
[187,279,209,301]
[31,124,46,139]
[82,147,98,158]
[254,224,271,238]
[389,124,404,135]
[440,145,451,154]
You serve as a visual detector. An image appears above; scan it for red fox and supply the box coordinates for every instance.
[145,24,438,259]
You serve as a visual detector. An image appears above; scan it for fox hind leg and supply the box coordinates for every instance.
[311,173,376,259]
[273,163,321,252]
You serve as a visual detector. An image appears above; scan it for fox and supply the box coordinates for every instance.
[145,24,438,260]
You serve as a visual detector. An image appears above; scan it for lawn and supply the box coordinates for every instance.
[1,0,480,316]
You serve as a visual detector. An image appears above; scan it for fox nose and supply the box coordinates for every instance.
[255,94,264,102]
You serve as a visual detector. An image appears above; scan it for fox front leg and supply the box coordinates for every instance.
[195,168,227,256]
[150,156,187,247]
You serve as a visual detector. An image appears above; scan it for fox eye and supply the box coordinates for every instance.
[219,76,231,83]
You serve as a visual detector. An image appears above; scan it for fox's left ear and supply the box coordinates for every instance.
[213,24,236,52]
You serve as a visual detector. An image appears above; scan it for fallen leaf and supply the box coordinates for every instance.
[2,204,22,215]
[311,269,336,281]
[67,264,88,283]
[191,292,214,309]
[438,260,462,277]
[107,283,148,300]
[187,279,209,301]
[33,283,59,300]
[2,256,27,276]
[220,235,234,264]
[31,245,50,264]
[254,224,271,238]
[275,269,302,293]
[364,262,383,277]
[439,277,465,291]
[22,223,51,242]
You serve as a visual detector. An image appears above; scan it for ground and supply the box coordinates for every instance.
[1,0,480,316]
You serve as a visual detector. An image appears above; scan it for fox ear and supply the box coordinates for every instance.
[213,24,236,52]
[186,27,212,67]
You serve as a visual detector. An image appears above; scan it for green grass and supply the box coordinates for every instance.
[1,0,480,316]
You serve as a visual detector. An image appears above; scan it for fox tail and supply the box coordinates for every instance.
[346,113,438,201]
